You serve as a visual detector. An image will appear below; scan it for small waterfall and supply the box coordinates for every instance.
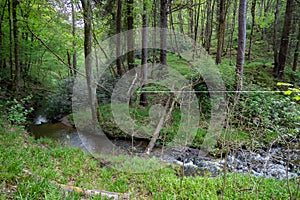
[35,115,48,125]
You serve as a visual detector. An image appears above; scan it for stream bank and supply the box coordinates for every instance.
[28,117,300,180]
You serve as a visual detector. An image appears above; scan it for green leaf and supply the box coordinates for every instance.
[293,96,300,101]
[277,82,293,86]
[284,90,293,95]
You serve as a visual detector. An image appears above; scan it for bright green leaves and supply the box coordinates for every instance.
[277,82,293,86]
[277,82,300,101]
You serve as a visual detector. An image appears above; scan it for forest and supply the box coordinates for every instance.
[0,0,299,199]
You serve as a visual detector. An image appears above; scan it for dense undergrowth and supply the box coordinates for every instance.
[0,127,299,199]
[95,53,300,150]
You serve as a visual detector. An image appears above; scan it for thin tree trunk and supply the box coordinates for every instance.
[260,0,265,40]
[0,0,7,69]
[12,0,20,93]
[276,0,294,79]
[140,0,148,107]
[272,0,280,75]
[160,0,168,65]
[292,22,300,71]
[236,0,247,99]
[194,0,201,46]
[209,0,216,54]
[81,0,98,124]
[116,0,122,76]
[169,1,182,58]
[188,1,194,39]
[145,97,172,155]
[177,9,184,34]
[127,0,134,70]
[67,51,73,76]
[72,0,77,76]
[200,5,205,45]
[8,0,13,80]
[152,0,158,62]
[216,0,226,64]
[247,0,256,61]
[229,0,237,62]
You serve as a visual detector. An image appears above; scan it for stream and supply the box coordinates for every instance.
[28,116,300,180]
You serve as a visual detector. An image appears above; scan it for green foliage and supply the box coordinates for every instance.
[0,95,34,127]
[45,78,74,120]
[234,86,300,145]
[244,62,275,87]
[278,82,300,101]
[285,69,300,86]
[217,62,236,91]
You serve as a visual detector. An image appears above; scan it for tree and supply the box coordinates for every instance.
[126,0,134,70]
[12,0,20,93]
[152,0,158,63]
[247,0,257,61]
[274,0,294,79]
[160,0,168,66]
[71,0,77,76]
[116,0,122,76]
[216,0,226,64]
[140,0,148,107]
[272,0,280,76]
[204,0,212,53]
[228,0,237,61]
[81,0,98,124]
[0,0,7,69]
[7,0,13,80]
[236,0,247,99]
[292,21,300,71]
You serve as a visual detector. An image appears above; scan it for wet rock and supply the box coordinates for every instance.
[165,146,300,179]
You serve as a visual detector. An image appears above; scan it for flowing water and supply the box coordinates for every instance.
[28,116,300,179]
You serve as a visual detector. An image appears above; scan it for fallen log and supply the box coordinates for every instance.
[22,169,130,199]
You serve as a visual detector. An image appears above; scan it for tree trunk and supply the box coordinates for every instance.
[140,0,148,107]
[81,0,98,124]
[228,0,237,62]
[209,0,216,53]
[247,0,256,61]
[67,51,73,77]
[145,97,172,154]
[0,0,7,69]
[272,0,280,75]
[152,0,158,63]
[116,0,122,76]
[169,1,182,58]
[72,0,77,76]
[216,0,226,64]
[275,0,294,79]
[205,0,216,54]
[194,0,201,46]
[200,5,205,45]
[236,0,247,99]
[12,0,20,93]
[177,9,184,34]
[292,22,300,71]
[127,0,134,70]
[8,0,12,75]
[160,0,168,66]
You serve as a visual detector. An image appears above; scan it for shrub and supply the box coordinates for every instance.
[0,95,34,127]
[44,78,74,121]
[234,85,300,144]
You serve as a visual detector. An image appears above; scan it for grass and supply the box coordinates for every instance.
[0,127,299,199]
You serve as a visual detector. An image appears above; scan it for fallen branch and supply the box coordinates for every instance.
[22,169,130,199]
[145,96,175,154]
